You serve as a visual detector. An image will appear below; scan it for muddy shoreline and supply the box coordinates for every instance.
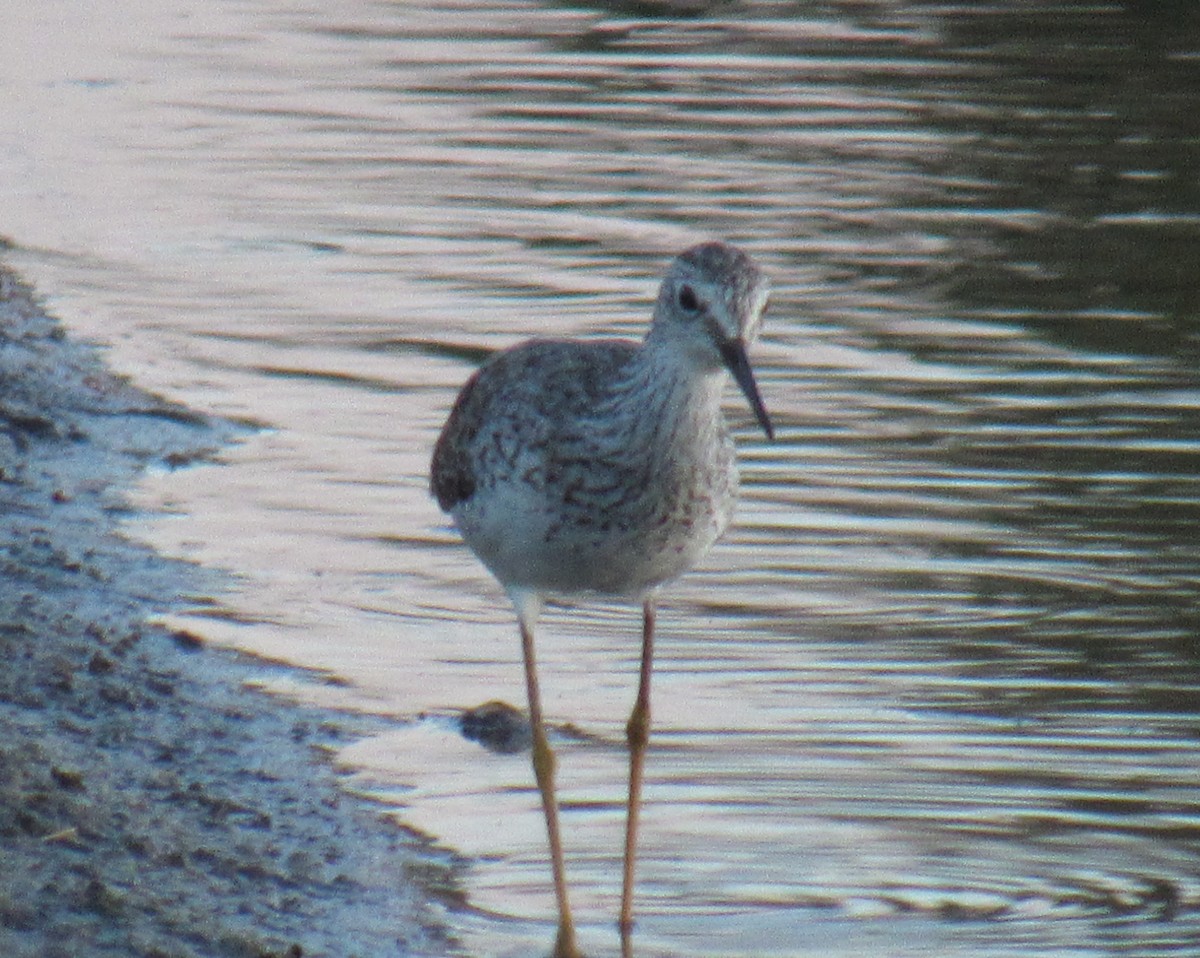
[0,263,457,957]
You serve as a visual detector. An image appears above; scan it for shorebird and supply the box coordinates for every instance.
[430,241,772,957]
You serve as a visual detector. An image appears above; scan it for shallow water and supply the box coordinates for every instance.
[3,1,1199,955]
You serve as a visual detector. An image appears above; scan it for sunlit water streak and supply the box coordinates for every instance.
[2,1,1199,956]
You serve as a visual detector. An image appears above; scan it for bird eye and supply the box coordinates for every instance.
[677,284,699,313]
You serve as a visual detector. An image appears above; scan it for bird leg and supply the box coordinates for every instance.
[517,606,582,958]
[620,598,656,945]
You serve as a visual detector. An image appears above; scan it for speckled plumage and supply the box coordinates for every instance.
[428,241,771,956]
[431,241,771,600]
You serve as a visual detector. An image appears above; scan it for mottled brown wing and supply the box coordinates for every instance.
[430,339,637,514]
[430,367,482,512]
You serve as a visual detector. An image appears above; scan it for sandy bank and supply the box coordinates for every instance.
[0,262,458,958]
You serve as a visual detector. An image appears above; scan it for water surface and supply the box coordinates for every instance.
[2,2,1198,956]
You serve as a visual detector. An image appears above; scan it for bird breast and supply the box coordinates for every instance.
[447,345,739,598]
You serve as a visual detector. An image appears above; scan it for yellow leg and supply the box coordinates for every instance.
[620,599,656,948]
[518,602,583,958]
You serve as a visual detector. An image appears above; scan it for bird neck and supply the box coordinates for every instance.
[616,337,729,440]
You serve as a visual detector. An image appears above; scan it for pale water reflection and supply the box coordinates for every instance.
[2,1,1199,956]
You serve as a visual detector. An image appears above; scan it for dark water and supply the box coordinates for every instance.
[2,1,1199,955]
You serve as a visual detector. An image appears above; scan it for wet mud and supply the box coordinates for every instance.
[0,263,457,958]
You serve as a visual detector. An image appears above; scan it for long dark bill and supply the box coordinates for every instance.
[719,338,774,441]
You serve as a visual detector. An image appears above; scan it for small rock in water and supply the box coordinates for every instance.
[459,700,531,754]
